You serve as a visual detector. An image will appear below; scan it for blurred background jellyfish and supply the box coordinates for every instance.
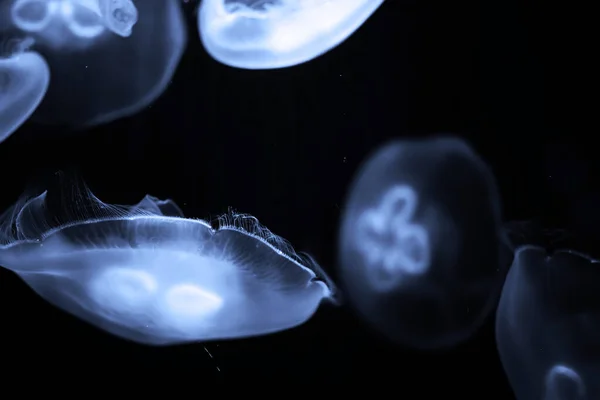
[4,0,186,127]
[0,180,337,345]
[338,136,507,349]
[496,246,600,400]
[198,0,385,69]
[0,36,49,143]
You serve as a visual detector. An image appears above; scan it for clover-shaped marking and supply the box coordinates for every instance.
[356,185,431,290]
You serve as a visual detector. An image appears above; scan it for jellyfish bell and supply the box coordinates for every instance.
[8,0,186,128]
[0,37,50,144]
[0,186,337,345]
[198,0,385,69]
[338,136,506,349]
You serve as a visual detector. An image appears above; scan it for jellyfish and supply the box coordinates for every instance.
[6,0,186,127]
[0,183,337,345]
[496,246,600,399]
[0,37,50,143]
[338,136,507,349]
[198,0,385,69]
[10,0,138,38]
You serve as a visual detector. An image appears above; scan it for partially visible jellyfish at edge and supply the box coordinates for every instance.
[5,0,186,127]
[338,135,508,349]
[0,36,49,144]
[0,182,338,345]
[198,0,385,69]
[496,245,600,400]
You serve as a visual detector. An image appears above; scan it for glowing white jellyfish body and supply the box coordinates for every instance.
[5,0,186,127]
[0,39,49,143]
[10,0,138,38]
[496,246,600,400]
[198,0,384,69]
[0,187,337,345]
[338,136,506,349]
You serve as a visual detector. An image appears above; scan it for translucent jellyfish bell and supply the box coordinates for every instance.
[10,0,138,38]
[0,184,337,345]
[496,246,600,399]
[7,0,186,127]
[0,37,50,143]
[198,0,384,69]
[338,136,506,349]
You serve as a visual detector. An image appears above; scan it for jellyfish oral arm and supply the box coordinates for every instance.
[10,0,138,38]
[76,0,139,37]
[97,0,138,37]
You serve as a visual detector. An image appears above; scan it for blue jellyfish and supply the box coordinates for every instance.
[0,184,337,345]
[338,136,506,349]
[198,0,384,69]
[496,245,600,400]
[0,37,50,143]
[9,0,138,39]
[6,0,186,127]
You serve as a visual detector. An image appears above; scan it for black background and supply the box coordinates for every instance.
[0,0,557,393]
